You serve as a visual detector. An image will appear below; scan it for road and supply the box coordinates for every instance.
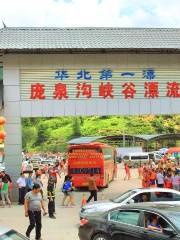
[0,164,141,240]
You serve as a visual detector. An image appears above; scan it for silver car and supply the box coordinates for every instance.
[0,226,29,239]
[80,188,180,219]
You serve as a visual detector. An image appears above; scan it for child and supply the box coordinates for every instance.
[47,177,56,219]
[1,176,11,207]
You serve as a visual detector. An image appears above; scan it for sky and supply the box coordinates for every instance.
[0,0,180,28]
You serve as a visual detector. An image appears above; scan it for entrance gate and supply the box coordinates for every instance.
[0,27,180,199]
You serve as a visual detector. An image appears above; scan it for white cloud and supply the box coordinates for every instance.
[0,0,180,27]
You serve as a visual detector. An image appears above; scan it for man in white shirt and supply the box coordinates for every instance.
[17,172,26,205]
[156,168,164,188]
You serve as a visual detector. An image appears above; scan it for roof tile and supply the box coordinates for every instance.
[0,27,180,50]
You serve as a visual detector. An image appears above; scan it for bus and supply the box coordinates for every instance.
[68,142,117,188]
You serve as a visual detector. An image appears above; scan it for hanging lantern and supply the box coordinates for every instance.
[0,117,6,126]
[0,131,6,141]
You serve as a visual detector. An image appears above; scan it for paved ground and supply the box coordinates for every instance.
[0,164,141,240]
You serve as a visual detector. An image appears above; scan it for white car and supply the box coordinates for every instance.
[0,226,29,239]
[80,187,180,219]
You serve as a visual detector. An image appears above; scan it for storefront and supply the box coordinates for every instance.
[0,27,180,198]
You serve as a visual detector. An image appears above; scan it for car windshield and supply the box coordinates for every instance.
[168,213,180,231]
[110,190,136,203]
[0,230,27,240]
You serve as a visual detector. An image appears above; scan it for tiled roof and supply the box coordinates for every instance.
[0,27,180,51]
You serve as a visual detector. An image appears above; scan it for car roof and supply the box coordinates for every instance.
[0,226,11,236]
[120,203,180,213]
[133,187,180,194]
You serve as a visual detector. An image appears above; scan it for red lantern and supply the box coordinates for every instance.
[0,117,6,125]
[0,131,6,140]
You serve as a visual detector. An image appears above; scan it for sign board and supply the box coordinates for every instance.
[20,68,180,101]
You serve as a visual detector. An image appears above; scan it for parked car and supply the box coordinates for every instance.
[79,203,180,240]
[0,225,29,239]
[39,159,55,173]
[41,159,55,166]
[29,157,42,171]
[123,152,149,168]
[80,188,180,219]
[148,151,163,162]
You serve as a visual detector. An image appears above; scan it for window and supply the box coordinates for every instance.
[152,192,173,201]
[168,213,180,231]
[102,148,113,161]
[172,193,180,201]
[133,192,151,203]
[0,230,27,240]
[131,155,149,161]
[69,148,101,153]
[144,212,173,231]
[112,190,136,203]
[109,210,140,226]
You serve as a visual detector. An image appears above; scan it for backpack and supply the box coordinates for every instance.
[62,180,71,192]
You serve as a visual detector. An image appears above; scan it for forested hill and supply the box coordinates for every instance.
[22,115,180,152]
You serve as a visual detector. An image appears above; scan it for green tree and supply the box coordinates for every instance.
[22,126,38,151]
[71,117,81,138]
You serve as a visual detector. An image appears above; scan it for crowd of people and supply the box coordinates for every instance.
[0,159,67,205]
[124,159,180,191]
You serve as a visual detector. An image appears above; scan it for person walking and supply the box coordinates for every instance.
[156,168,164,188]
[61,175,71,206]
[33,171,43,197]
[142,167,150,188]
[164,170,173,189]
[1,171,13,202]
[26,173,34,192]
[124,163,131,180]
[47,177,56,219]
[172,171,180,191]
[1,176,11,207]
[43,165,49,179]
[87,173,98,203]
[49,166,58,188]
[24,183,47,240]
[149,169,157,188]
[67,176,75,206]
[17,173,26,205]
